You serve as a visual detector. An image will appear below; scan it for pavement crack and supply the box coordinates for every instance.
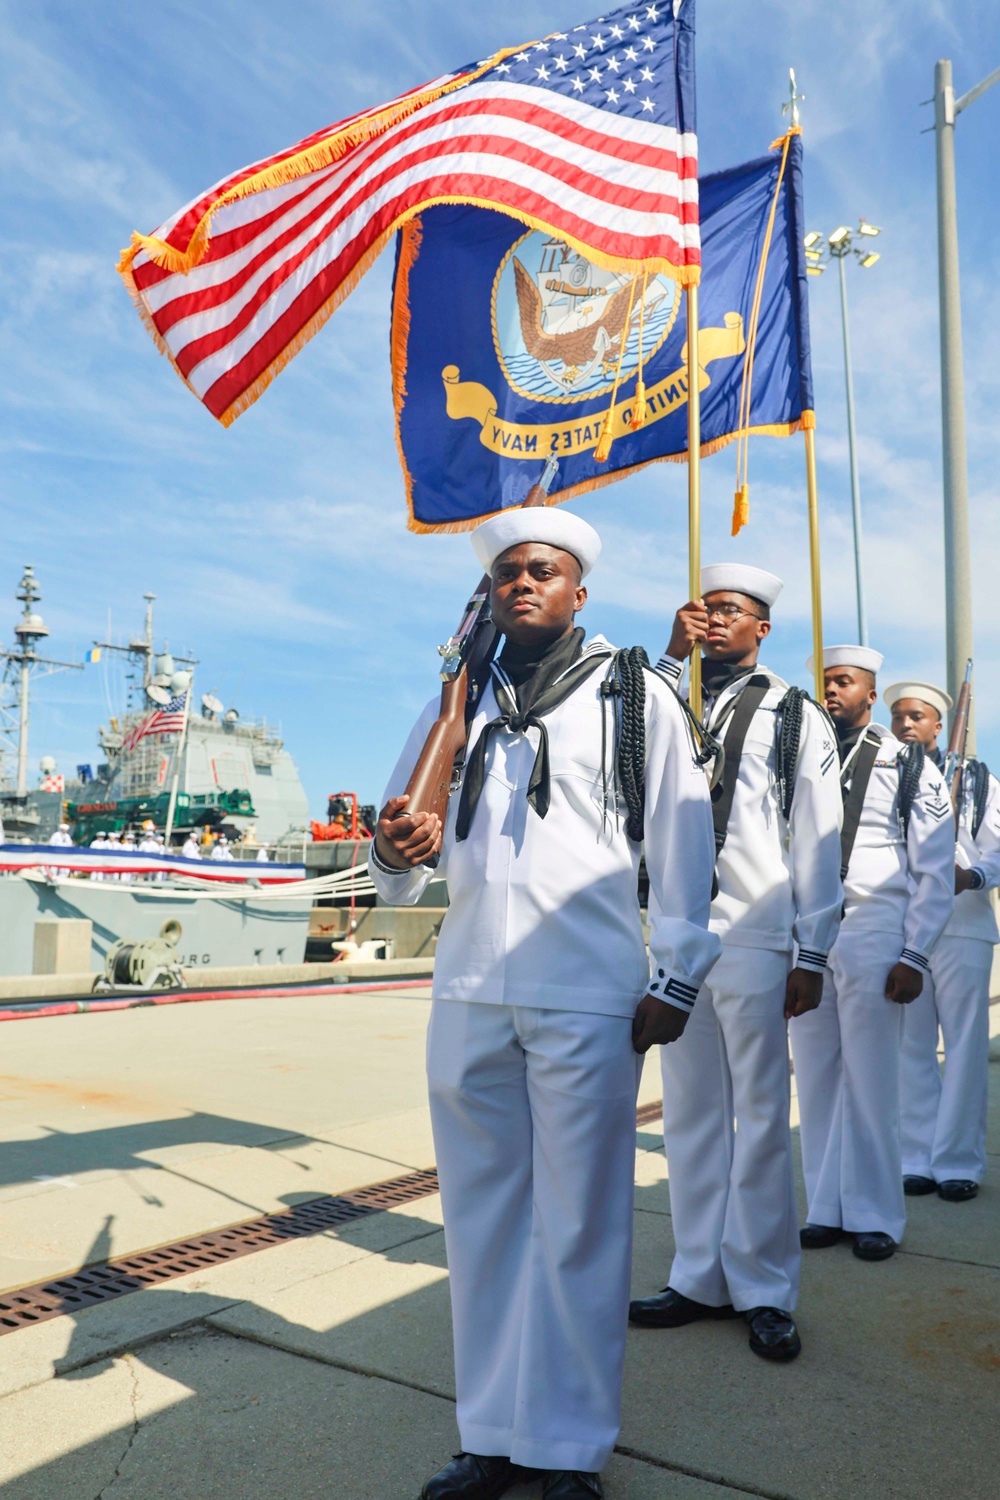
[93,1353,141,1500]
[613,1444,798,1499]
[896,1247,998,1270]
[209,1318,458,1405]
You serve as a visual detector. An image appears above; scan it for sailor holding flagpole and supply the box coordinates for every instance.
[630,564,843,1361]
[369,507,720,1500]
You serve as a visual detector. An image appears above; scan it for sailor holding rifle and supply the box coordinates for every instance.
[369,507,720,1500]
[629,564,843,1362]
[791,648,954,1261]
[888,679,1000,1203]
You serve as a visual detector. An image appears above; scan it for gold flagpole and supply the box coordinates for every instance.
[782,70,824,702]
[686,283,702,707]
[804,425,824,702]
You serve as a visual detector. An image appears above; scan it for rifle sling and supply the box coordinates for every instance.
[711,675,772,856]
[840,734,880,880]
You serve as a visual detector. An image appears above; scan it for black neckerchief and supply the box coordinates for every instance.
[497,626,584,702]
[455,627,613,841]
[701,658,757,705]
[836,721,868,765]
[929,744,943,768]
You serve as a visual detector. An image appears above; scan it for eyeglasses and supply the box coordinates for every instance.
[703,602,761,622]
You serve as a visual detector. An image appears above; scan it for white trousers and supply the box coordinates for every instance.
[427,998,642,1474]
[899,934,992,1184]
[659,945,799,1312]
[791,930,906,1242]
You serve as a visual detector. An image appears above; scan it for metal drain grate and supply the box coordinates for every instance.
[0,1167,440,1338]
[1,1098,665,1338]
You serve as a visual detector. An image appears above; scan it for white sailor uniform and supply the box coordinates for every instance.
[369,635,719,1474]
[791,727,955,1240]
[900,764,1000,1186]
[181,836,201,861]
[655,657,844,1311]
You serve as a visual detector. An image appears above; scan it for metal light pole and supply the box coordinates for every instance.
[803,222,882,646]
[933,58,1000,743]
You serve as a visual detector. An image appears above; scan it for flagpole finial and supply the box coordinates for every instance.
[783,67,805,129]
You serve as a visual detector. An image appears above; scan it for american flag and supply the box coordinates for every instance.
[119,1,698,427]
[121,693,188,753]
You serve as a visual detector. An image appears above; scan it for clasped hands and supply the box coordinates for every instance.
[375,795,443,870]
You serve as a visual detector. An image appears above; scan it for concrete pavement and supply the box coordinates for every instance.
[0,988,998,1498]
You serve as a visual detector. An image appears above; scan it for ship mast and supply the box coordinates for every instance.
[93,593,197,710]
[0,566,83,797]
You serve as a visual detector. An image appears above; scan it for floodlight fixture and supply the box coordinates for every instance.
[805,248,823,261]
[857,220,881,237]
[829,226,851,246]
[859,252,881,269]
[803,230,823,248]
[806,265,825,276]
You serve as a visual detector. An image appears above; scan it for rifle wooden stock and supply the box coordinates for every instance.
[401,474,553,827]
[403,670,471,827]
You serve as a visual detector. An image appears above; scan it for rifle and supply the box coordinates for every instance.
[399,457,560,832]
[942,657,973,822]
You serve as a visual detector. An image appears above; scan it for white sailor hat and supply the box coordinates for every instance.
[58,822,70,831]
[882,680,953,718]
[471,508,601,579]
[701,564,783,608]
[807,644,884,675]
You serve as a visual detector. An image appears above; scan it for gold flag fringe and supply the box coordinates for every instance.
[390,217,425,524]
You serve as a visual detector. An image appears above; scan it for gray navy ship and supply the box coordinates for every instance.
[0,567,321,978]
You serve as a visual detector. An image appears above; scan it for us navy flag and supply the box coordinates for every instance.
[393,135,814,531]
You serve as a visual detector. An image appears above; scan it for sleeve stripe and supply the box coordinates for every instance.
[797,948,828,969]
[901,948,930,972]
[648,975,699,1008]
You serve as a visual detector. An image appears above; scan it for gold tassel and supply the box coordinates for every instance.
[630,379,647,430]
[732,483,750,536]
[594,412,615,463]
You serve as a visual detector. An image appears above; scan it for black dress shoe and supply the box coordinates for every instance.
[938,1179,979,1202]
[800,1223,843,1249]
[852,1232,896,1261]
[745,1306,802,1362]
[628,1286,739,1327]
[420,1453,518,1500]
[903,1174,936,1196]
[541,1473,604,1499]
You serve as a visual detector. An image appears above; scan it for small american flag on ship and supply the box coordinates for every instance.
[121,693,188,753]
[118,1,698,426]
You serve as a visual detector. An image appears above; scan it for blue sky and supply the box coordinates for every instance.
[2,0,999,816]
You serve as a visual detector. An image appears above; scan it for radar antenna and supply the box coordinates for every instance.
[0,565,83,798]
